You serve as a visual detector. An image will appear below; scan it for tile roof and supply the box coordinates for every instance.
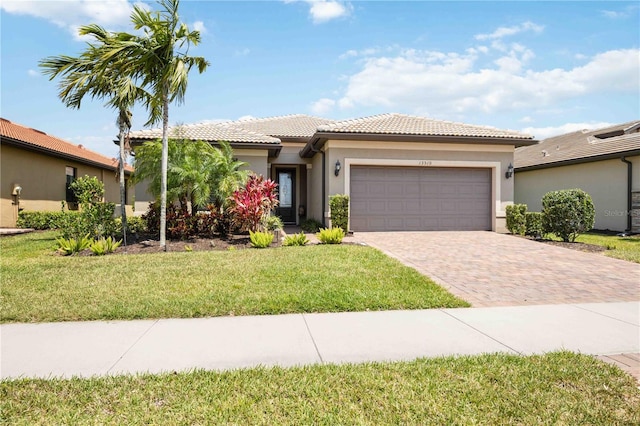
[128,121,281,144]
[316,113,533,140]
[0,118,133,172]
[232,114,335,138]
[514,120,640,169]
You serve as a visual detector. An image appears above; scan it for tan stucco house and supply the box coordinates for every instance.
[514,121,640,233]
[130,113,535,233]
[0,118,133,228]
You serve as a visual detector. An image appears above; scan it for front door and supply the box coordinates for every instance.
[275,168,296,223]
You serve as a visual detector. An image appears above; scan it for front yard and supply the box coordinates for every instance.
[0,231,468,323]
[575,232,640,263]
[2,352,638,425]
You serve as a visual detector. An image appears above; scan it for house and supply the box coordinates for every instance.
[0,118,133,228]
[514,121,640,233]
[129,113,536,232]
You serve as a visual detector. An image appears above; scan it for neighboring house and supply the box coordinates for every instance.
[514,121,640,233]
[129,113,535,232]
[0,118,133,228]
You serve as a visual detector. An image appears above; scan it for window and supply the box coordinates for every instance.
[65,166,77,203]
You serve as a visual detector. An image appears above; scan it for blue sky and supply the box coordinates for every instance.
[1,0,638,157]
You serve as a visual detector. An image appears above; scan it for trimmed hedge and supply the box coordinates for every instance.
[17,211,80,230]
[525,212,543,238]
[506,204,527,235]
[329,194,349,232]
[542,189,595,242]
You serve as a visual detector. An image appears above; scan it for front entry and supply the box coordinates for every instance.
[275,168,296,223]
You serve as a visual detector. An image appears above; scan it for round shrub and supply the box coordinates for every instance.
[506,204,527,235]
[541,189,595,242]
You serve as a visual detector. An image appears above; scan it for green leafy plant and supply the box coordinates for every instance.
[59,176,117,240]
[249,230,274,248]
[300,218,323,233]
[329,194,349,232]
[261,215,284,231]
[525,212,543,239]
[316,227,345,244]
[184,245,193,252]
[283,232,309,247]
[542,189,595,242]
[56,235,93,256]
[17,211,79,230]
[506,204,527,235]
[116,216,147,234]
[89,237,122,256]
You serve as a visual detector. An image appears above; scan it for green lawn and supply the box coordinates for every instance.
[0,231,468,323]
[575,232,640,263]
[2,352,638,425]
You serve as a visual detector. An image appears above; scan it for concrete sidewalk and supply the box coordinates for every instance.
[2,301,638,380]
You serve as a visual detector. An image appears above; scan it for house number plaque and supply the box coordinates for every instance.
[418,160,432,166]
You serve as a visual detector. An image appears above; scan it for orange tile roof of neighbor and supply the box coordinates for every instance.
[0,118,133,173]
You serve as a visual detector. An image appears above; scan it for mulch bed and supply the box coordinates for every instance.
[536,239,607,253]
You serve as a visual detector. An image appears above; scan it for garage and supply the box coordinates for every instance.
[349,166,492,231]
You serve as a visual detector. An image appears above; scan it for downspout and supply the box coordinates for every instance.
[621,157,632,232]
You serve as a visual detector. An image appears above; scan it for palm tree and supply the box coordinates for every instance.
[106,0,209,247]
[39,24,149,246]
[209,141,249,210]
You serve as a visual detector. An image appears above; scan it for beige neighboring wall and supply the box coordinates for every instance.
[1,144,132,227]
[235,148,269,177]
[318,140,515,232]
[515,156,640,232]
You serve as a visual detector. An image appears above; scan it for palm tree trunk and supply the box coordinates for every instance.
[160,89,169,249]
[118,119,128,248]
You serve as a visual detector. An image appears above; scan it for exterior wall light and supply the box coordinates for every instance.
[505,163,514,179]
[334,160,341,177]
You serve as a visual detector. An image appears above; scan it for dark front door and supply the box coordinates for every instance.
[276,168,296,223]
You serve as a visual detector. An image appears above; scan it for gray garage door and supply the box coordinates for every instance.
[350,166,491,231]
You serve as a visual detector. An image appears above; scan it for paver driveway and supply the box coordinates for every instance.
[356,231,640,307]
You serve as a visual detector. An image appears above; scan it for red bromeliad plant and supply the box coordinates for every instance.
[229,175,279,232]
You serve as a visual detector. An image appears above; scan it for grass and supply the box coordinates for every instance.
[1,352,638,425]
[575,232,640,263]
[0,231,468,323]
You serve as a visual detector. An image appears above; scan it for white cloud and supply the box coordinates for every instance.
[234,48,251,57]
[522,122,614,140]
[1,0,134,39]
[331,48,639,116]
[285,1,351,24]
[27,69,39,77]
[519,116,533,123]
[602,6,638,19]
[310,98,336,115]
[475,21,544,41]
[192,20,207,34]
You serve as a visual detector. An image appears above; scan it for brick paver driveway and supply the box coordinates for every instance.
[356,231,640,307]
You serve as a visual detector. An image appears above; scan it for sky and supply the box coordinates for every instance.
[1,0,639,158]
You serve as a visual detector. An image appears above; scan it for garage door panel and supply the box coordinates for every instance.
[350,166,491,232]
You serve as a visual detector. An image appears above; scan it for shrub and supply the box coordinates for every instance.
[506,204,527,235]
[56,235,93,256]
[283,232,309,247]
[261,215,284,231]
[89,237,122,256]
[542,189,595,242]
[249,230,274,248]
[17,211,78,230]
[525,212,543,239]
[229,175,279,232]
[125,216,147,234]
[300,218,323,233]
[316,227,345,244]
[60,176,117,240]
[329,194,349,232]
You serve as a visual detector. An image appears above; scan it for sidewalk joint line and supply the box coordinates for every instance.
[572,304,640,327]
[440,309,522,355]
[301,314,324,364]
[106,319,160,374]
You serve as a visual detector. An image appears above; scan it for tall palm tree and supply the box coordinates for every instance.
[106,0,209,247]
[209,141,249,210]
[39,24,149,246]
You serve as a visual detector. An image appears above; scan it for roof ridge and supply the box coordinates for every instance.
[317,113,394,130]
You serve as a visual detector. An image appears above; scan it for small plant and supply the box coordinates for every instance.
[506,204,527,235]
[329,194,349,232]
[89,237,122,256]
[283,232,309,247]
[56,235,93,256]
[300,218,323,233]
[261,214,284,231]
[525,212,543,239]
[316,227,345,244]
[249,230,274,248]
[542,189,595,242]
[184,245,193,252]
